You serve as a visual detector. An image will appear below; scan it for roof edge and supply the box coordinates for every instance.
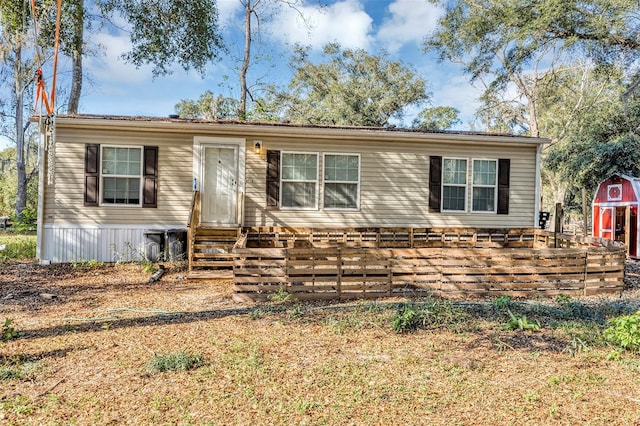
[46,114,550,145]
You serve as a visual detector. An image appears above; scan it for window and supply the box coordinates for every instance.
[442,158,467,211]
[429,156,510,214]
[101,146,142,205]
[472,159,497,212]
[281,152,318,208]
[323,154,360,209]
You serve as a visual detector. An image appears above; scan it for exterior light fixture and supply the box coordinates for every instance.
[254,140,262,154]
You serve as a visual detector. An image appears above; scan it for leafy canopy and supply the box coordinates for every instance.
[271,43,430,127]
[412,106,461,131]
[175,91,240,120]
[100,0,225,77]
[425,0,640,89]
[544,89,640,190]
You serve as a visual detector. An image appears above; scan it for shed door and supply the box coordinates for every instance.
[599,207,613,240]
[201,146,238,225]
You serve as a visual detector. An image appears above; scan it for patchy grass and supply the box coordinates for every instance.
[0,261,639,424]
[0,232,36,261]
[146,351,205,374]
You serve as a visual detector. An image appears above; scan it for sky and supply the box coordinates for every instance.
[2,0,483,149]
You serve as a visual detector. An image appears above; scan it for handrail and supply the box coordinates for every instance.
[187,190,200,228]
[187,190,200,272]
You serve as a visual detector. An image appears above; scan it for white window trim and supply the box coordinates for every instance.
[280,151,319,210]
[99,144,144,207]
[441,157,468,212]
[322,152,361,211]
[471,158,498,213]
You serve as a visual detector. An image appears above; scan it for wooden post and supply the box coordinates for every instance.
[582,188,588,236]
[554,203,563,248]
[625,206,631,251]
[336,249,342,300]
[583,250,589,296]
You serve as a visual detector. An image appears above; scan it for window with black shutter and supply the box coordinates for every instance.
[84,144,100,206]
[428,156,442,212]
[266,150,280,208]
[497,158,510,215]
[84,144,158,208]
[142,146,158,208]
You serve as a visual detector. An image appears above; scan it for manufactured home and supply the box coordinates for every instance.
[36,115,547,266]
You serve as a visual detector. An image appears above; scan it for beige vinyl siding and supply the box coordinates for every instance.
[44,122,539,230]
[243,138,537,228]
[43,128,193,226]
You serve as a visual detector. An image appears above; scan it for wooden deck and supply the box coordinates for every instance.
[184,191,625,299]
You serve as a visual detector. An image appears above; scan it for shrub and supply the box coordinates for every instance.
[603,311,640,352]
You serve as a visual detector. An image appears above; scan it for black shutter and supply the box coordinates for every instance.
[429,156,442,212]
[84,144,99,206]
[266,150,280,208]
[497,158,510,215]
[142,146,158,208]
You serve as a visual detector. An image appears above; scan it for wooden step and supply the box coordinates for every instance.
[191,260,235,268]
[189,226,241,274]
[193,243,234,250]
[192,252,235,259]
[196,227,240,237]
[187,270,233,280]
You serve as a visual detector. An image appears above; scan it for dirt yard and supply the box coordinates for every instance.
[1,260,640,425]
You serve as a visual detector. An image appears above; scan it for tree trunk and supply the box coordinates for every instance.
[239,0,252,121]
[67,0,84,114]
[14,44,27,218]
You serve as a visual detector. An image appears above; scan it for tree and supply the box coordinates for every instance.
[269,43,430,127]
[42,0,226,113]
[424,0,640,136]
[412,106,460,131]
[0,0,50,217]
[100,0,225,78]
[424,0,639,209]
[544,85,640,191]
[235,0,308,120]
[425,0,639,87]
[175,91,240,120]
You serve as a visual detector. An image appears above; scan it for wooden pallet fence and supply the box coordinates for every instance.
[232,243,626,302]
[244,227,545,249]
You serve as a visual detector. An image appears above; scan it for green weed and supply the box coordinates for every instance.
[503,309,540,331]
[0,359,41,381]
[603,311,640,352]
[146,351,205,374]
[268,288,297,304]
[493,295,513,309]
[1,318,21,341]
[0,233,36,261]
[392,301,467,334]
[71,259,105,269]
[392,305,422,333]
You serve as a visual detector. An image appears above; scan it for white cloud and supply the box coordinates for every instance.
[86,31,153,85]
[216,0,243,26]
[267,0,374,50]
[432,75,483,128]
[376,0,444,52]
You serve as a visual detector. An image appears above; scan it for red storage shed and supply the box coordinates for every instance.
[592,174,639,258]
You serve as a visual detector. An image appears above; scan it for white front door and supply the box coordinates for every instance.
[201,145,238,225]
